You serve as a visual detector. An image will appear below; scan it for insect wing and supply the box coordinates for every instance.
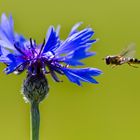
[119,43,136,58]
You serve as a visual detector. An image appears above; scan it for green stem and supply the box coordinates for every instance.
[31,102,40,140]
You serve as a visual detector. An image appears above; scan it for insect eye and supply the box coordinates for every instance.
[106,57,110,65]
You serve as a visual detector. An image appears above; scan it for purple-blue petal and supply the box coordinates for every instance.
[4,54,26,74]
[0,13,27,51]
[63,59,84,66]
[15,33,26,44]
[56,45,96,66]
[68,22,83,36]
[0,13,15,43]
[61,67,102,86]
[43,26,60,53]
[0,46,12,63]
[55,27,94,56]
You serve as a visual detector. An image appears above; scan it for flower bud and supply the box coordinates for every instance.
[22,73,49,103]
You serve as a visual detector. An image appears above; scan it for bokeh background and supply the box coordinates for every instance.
[0,0,140,140]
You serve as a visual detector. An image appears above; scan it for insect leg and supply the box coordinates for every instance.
[111,65,117,68]
[127,62,138,68]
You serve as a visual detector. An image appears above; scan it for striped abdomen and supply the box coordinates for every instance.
[128,58,140,64]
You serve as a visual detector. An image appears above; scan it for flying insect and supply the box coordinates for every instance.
[105,43,140,67]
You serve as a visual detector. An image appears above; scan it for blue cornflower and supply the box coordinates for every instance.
[0,13,102,86]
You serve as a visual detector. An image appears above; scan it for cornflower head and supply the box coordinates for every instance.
[0,13,102,140]
[0,13,102,88]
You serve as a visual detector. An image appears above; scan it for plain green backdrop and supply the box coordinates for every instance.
[0,0,140,140]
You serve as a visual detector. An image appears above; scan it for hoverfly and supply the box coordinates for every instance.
[105,43,140,67]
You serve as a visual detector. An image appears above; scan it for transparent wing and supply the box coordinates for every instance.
[119,43,136,58]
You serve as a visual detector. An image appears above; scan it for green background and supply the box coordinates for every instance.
[0,0,140,140]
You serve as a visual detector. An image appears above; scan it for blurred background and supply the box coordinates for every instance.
[0,0,140,140]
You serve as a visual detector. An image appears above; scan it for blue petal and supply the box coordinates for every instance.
[0,46,10,55]
[55,27,95,56]
[57,45,96,66]
[0,33,15,50]
[63,59,84,66]
[43,26,60,53]
[68,22,83,36]
[0,46,11,63]
[56,25,61,36]
[0,13,15,42]
[70,46,96,60]
[0,13,27,50]
[4,54,26,74]
[15,33,26,44]
[61,67,102,86]
[0,14,16,50]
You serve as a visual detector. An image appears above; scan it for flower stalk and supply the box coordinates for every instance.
[31,102,40,140]
[22,73,49,140]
